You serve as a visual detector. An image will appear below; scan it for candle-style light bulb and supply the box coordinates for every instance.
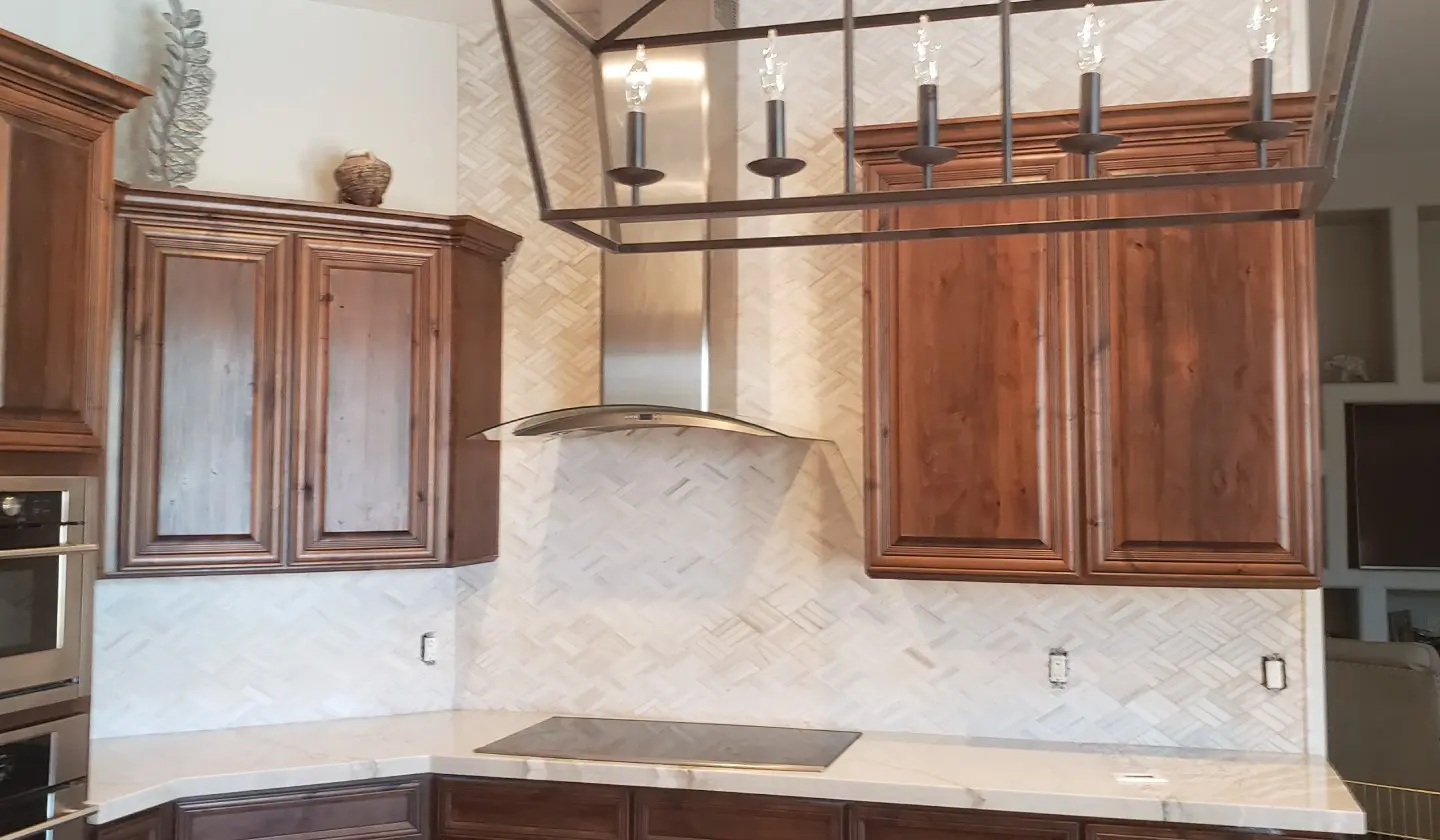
[913,14,939,86]
[607,42,664,190]
[896,12,956,183]
[625,44,651,112]
[1247,0,1280,59]
[1228,0,1291,161]
[1077,3,1104,73]
[1057,0,1121,171]
[760,29,786,101]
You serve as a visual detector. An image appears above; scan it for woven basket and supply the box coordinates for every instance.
[334,150,392,207]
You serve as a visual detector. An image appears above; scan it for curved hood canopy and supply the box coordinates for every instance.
[475,405,812,441]
[477,0,820,444]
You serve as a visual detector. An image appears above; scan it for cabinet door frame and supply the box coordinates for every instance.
[118,223,289,573]
[864,153,1082,581]
[1080,139,1320,586]
[291,238,449,568]
[0,83,115,451]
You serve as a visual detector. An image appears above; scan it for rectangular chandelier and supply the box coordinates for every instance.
[493,0,1371,253]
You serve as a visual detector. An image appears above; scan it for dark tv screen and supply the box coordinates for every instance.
[1348,403,1440,569]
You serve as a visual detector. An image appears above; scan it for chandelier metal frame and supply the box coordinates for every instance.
[493,0,1371,253]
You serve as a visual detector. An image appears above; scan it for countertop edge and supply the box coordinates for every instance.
[88,751,1369,835]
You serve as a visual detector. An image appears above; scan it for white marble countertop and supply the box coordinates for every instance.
[88,710,1364,834]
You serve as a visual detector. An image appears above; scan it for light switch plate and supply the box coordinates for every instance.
[420,632,438,666]
[1048,648,1069,688]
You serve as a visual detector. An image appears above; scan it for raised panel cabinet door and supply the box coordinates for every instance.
[865,152,1081,581]
[634,790,845,840]
[435,777,629,840]
[851,804,1081,840]
[92,807,172,840]
[0,108,111,451]
[1083,825,1329,840]
[118,224,288,573]
[1082,140,1319,585]
[175,778,428,840]
[292,238,447,567]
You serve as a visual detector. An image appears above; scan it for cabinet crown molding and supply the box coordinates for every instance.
[845,93,1314,160]
[115,184,523,260]
[0,27,150,120]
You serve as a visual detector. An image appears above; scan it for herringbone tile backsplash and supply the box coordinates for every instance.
[91,0,1321,751]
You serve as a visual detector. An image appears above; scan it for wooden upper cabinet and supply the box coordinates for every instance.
[1083,135,1318,585]
[855,94,1319,587]
[292,238,443,568]
[119,225,288,573]
[113,187,520,576]
[865,151,1080,582]
[0,30,146,451]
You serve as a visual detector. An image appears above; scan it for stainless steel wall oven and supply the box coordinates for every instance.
[0,478,95,717]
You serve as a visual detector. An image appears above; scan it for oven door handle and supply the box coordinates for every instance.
[0,805,98,840]
[0,544,98,562]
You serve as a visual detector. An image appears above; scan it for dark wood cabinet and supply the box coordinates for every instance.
[864,150,1080,582]
[435,778,629,840]
[292,238,443,569]
[93,808,172,840]
[97,777,1346,840]
[114,188,520,575]
[0,29,146,452]
[635,789,845,840]
[1082,135,1317,585]
[1085,824,1290,840]
[852,804,1081,840]
[119,225,289,572]
[174,778,428,840]
[855,95,1320,588]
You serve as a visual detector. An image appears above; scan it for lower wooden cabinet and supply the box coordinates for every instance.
[435,777,629,840]
[178,778,428,840]
[94,777,1344,840]
[1085,825,1291,840]
[93,808,172,840]
[636,789,845,840]
[851,804,1081,840]
[113,187,521,575]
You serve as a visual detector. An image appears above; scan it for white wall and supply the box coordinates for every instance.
[0,0,458,213]
[449,0,1326,755]
[21,0,1330,750]
[0,0,462,737]
[89,569,459,738]
[1317,148,1440,642]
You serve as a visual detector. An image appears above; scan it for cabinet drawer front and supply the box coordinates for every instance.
[292,238,448,568]
[118,224,289,573]
[175,779,427,840]
[865,153,1081,580]
[1086,824,1305,840]
[852,804,1080,840]
[436,778,628,840]
[636,790,844,840]
[1084,140,1319,585]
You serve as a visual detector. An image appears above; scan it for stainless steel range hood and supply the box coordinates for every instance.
[478,0,811,442]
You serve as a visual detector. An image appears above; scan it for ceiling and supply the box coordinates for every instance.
[1310,0,1440,156]
[314,0,1433,158]
[308,0,597,23]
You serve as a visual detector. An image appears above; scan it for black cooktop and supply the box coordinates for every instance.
[474,716,861,772]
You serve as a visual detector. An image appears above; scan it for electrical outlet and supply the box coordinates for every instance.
[1261,654,1286,691]
[420,632,438,666]
[1048,648,1069,688]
